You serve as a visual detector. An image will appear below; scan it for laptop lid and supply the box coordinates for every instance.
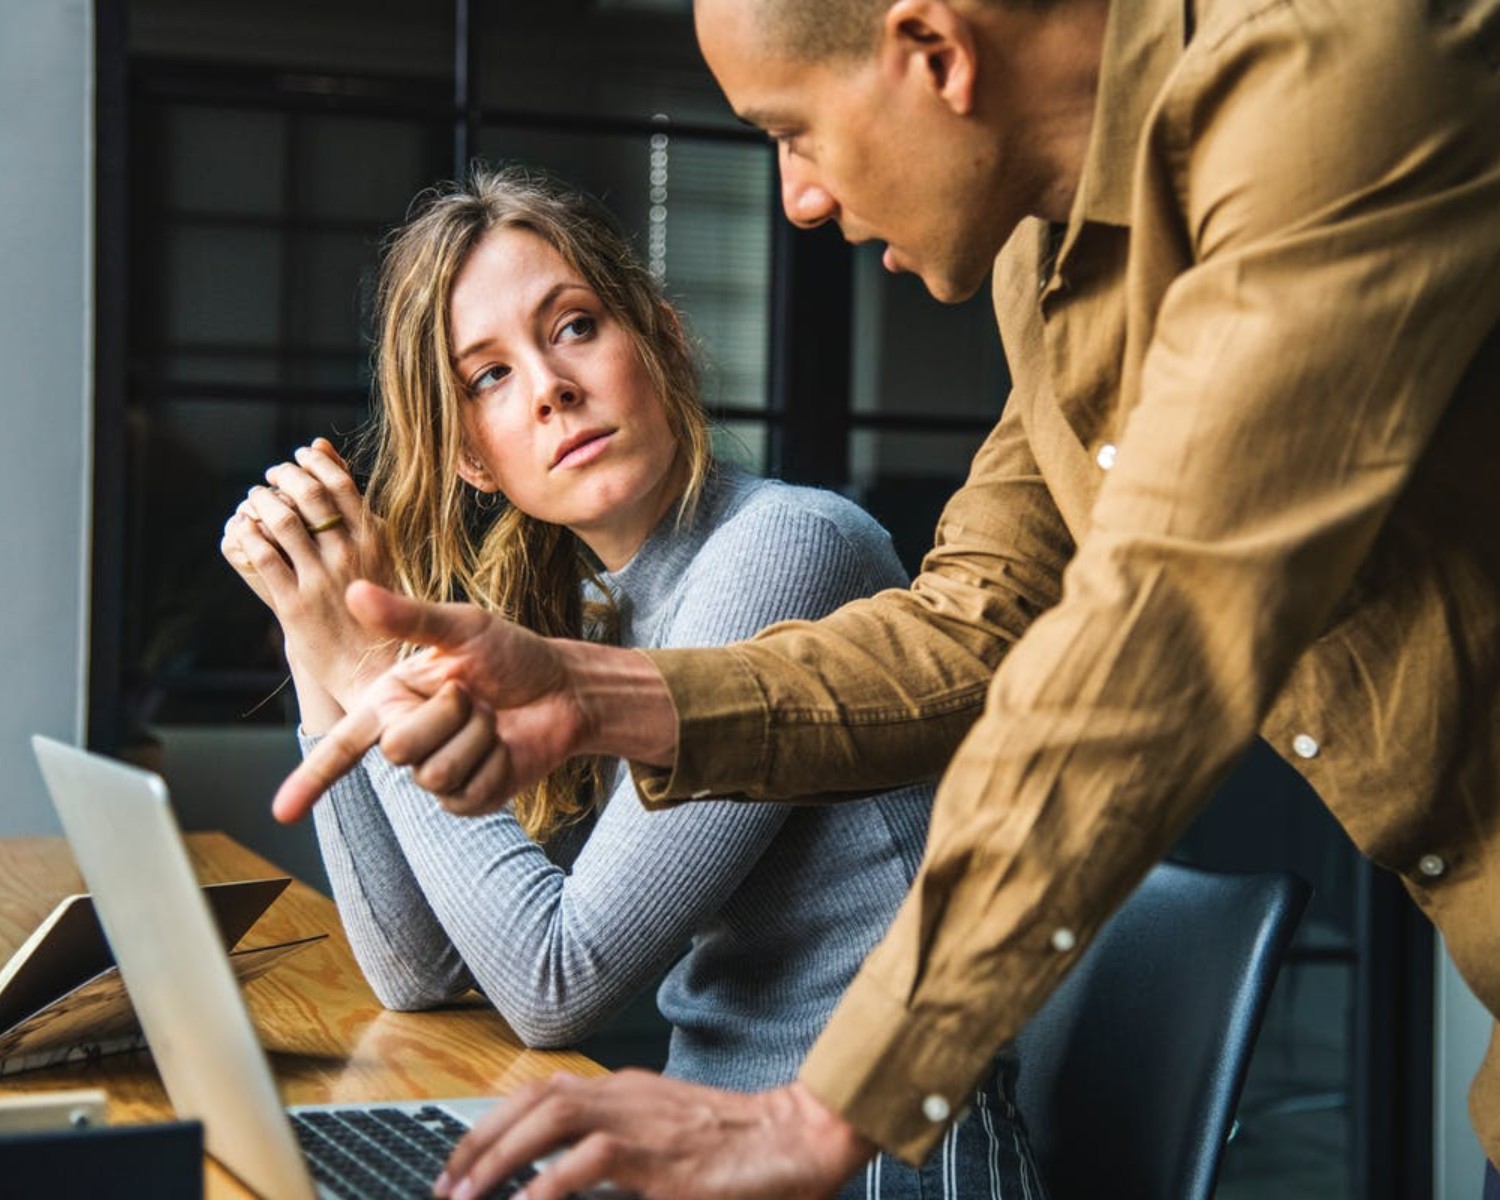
[32,735,317,1200]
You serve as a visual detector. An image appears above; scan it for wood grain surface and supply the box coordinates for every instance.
[0,831,605,1197]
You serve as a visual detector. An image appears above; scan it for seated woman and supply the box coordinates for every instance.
[221,165,1043,1199]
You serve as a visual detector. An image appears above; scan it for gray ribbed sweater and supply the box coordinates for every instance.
[307,467,935,1092]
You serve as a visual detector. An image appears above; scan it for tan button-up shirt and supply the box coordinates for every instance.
[639,0,1500,1165]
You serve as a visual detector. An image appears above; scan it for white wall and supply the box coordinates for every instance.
[0,0,93,835]
[1436,943,1494,1196]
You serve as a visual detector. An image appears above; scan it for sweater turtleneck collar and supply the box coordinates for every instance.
[597,464,752,643]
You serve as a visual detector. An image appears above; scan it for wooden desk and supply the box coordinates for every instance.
[0,831,605,1197]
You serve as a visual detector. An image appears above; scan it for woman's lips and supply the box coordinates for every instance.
[552,430,614,469]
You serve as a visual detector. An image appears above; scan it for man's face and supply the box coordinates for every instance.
[694,0,1028,304]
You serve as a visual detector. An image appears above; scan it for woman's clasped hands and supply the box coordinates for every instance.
[220,436,398,729]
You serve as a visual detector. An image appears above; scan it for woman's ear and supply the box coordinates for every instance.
[456,448,499,493]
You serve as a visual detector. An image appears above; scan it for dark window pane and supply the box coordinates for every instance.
[126,397,365,730]
[157,106,288,215]
[850,429,988,576]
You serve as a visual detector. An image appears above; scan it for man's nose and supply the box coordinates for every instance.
[779,153,836,230]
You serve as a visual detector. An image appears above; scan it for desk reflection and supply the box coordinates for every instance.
[0,831,604,1198]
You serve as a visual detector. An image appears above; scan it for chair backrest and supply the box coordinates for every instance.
[1013,860,1310,1200]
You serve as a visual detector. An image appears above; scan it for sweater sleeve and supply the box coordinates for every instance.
[307,748,475,1009]
[308,485,910,1045]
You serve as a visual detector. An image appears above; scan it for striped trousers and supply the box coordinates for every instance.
[837,1059,1048,1200]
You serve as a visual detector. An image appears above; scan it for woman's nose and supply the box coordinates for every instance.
[533,371,580,418]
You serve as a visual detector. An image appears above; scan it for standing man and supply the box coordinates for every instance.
[281,0,1500,1196]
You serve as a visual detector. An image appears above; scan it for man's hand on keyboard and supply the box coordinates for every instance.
[433,1071,875,1200]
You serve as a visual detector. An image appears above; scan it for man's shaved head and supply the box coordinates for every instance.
[742,0,1052,64]
[754,0,889,62]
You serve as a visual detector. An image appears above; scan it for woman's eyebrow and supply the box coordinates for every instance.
[451,280,592,363]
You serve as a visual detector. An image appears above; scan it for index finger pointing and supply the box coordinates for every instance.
[272,702,384,823]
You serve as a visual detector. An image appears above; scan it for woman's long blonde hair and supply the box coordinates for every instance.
[364,165,713,841]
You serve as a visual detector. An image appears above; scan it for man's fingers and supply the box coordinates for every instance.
[516,1132,622,1200]
[441,1076,594,1200]
[460,1134,617,1200]
[344,581,494,651]
[439,1079,554,1191]
[380,679,472,766]
[402,693,501,804]
[435,739,516,817]
[272,702,384,823]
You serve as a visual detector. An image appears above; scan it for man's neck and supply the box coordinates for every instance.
[982,0,1111,223]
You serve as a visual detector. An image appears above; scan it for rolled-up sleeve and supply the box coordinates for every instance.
[637,400,1074,805]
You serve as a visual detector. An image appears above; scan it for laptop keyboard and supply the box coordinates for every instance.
[291,1105,538,1200]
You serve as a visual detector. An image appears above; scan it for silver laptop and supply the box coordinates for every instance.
[31,735,550,1200]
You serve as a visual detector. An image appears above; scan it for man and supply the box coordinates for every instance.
[279,0,1500,1196]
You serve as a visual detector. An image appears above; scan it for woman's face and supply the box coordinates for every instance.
[448,226,682,570]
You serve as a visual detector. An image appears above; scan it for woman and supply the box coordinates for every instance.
[222,166,1042,1198]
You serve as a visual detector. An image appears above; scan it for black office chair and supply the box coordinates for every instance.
[1013,860,1310,1200]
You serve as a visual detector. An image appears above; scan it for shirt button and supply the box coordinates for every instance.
[1051,927,1077,953]
[1095,443,1118,471]
[1417,854,1447,879]
[922,1094,951,1123]
[1291,733,1320,759]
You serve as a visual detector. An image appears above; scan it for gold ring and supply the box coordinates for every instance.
[305,514,345,534]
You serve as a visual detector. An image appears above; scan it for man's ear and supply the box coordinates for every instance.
[456,448,499,493]
[880,0,978,116]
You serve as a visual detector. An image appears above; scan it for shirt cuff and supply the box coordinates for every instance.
[630,646,770,807]
[797,968,1001,1165]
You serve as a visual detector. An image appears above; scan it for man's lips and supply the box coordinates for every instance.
[551,429,614,469]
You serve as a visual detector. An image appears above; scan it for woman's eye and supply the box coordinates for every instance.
[468,364,509,394]
[559,315,596,342]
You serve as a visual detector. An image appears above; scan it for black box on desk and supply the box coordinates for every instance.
[0,1119,202,1199]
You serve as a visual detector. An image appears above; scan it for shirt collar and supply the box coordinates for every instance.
[1068,0,1188,229]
